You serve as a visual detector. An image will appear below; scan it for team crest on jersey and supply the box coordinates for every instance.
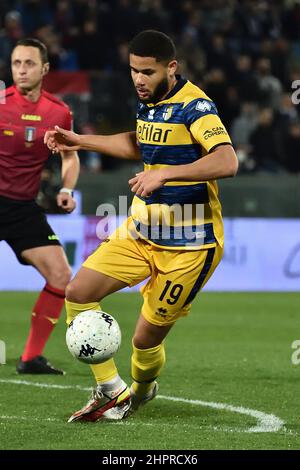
[162,106,173,121]
[148,109,155,120]
[25,126,36,144]
[195,100,211,112]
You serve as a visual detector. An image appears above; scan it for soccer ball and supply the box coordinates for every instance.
[66,309,121,364]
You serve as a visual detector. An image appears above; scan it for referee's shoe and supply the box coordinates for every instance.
[16,355,65,375]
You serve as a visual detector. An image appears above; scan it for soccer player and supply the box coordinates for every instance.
[45,30,238,419]
[0,38,80,374]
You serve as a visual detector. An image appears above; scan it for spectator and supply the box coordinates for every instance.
[16,0,53,35]
[231,102,258,170]
[76,20,107,71]
[249,108,281,172]
[177,28,206,83]
[232,55,260,102]
[275,92,298,131]
[255,57,283,110]
[0,11,23,66]
[283,121,300,173]
[206,34,234,77]
[204,68,228,113]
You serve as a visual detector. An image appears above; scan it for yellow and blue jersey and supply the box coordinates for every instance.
[131,76,232,250]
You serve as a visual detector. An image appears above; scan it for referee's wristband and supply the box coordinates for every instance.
[59,187,74,197]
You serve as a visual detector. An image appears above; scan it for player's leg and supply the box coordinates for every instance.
[17,245,71,374]
[130,314,172,410]
[66,266,132,421]
[66,221,153,422]
[65,266,127,387]
[130,244,223,411]
[6,201,70,374]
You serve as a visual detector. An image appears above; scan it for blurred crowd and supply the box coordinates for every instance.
[1,0,300,174]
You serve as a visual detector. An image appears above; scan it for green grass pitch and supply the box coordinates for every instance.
[0,291,300,450]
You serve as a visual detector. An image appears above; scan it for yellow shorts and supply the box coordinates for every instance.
[83,218,223,326]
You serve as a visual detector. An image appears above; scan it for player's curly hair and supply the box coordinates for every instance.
[129,30,176,63]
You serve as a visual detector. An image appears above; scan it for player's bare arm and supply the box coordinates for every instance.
[56,150,80,213]
[129,144,238,197]
[44,126,140,160]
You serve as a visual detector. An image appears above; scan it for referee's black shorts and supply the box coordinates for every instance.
[0,195,61,265]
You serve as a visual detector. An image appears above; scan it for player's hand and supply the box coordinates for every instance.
[56,192,76,213]
[128,170,166,197]
[44,126,81,153]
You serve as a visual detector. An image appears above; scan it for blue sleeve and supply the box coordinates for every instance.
[183,98,219,128]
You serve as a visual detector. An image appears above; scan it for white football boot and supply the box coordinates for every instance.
[129,381,159,413]
[68,380,131,422]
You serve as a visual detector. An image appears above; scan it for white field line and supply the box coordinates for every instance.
[0,415,57,422]
[0,378,284,433]
[0,415,260,433]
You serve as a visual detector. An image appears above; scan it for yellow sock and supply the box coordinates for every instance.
[91,358,118,383]
[65,299,118,383]
[131,342,165,396]
[65,299,99,326]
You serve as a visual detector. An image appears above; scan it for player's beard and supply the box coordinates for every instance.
[139,77,170,104]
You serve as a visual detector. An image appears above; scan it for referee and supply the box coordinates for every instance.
[0,39,79,374]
